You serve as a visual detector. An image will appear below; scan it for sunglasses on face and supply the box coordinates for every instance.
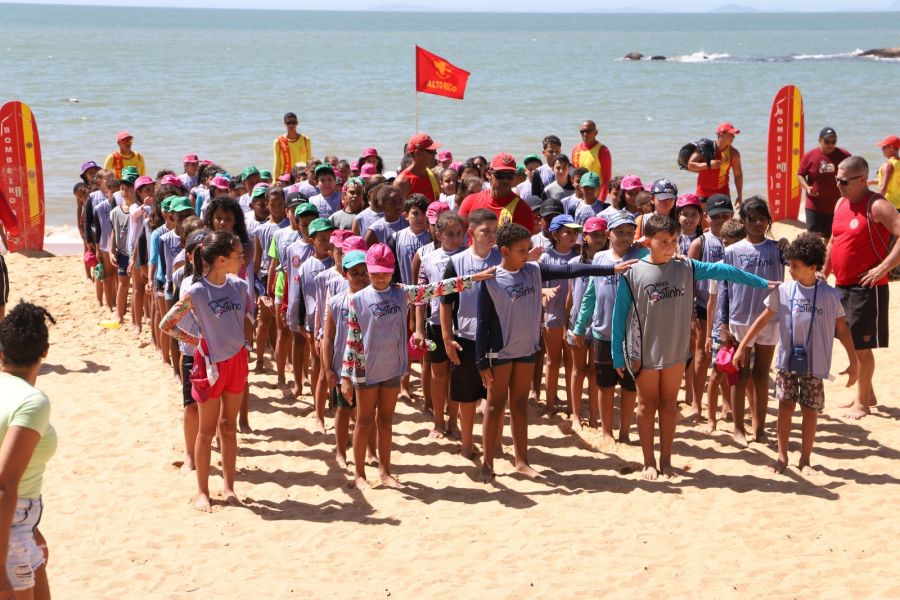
[493,172,515,181]
[836,175,863,186]
[579,129,595,134]
[285,121,298,126]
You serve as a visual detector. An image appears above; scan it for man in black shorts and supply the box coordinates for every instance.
[797,127,850,242]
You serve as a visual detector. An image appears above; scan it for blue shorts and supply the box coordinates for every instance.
[116,252,129,277]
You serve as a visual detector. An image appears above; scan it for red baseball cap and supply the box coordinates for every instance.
[583,216,608,233]
[426,201,450,224]
[437,150,452,162]
[490,153,517,172]
[407,133,441,153]
[365,243,395,274]
[183,153,200,163]
[116,130,133,142]
[716,122,740,135]
[877,134,900,148]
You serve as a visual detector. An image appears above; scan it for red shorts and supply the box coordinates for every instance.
[191,342,248,403]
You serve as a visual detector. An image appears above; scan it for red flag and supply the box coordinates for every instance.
[415,46,470,100]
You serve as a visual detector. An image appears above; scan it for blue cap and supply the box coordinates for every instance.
[650,178,678,200]
[342,250,367,269]
[548,214,583,233]
[607,210,637,230]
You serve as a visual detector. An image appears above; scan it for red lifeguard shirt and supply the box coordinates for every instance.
[696,146,733,198]
[457,190,535,232]
[398,167,439,202]
[830,192,891,287]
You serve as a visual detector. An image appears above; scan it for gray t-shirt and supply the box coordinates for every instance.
[109,206,131,256]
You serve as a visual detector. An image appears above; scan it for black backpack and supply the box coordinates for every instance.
[677,138,717,170]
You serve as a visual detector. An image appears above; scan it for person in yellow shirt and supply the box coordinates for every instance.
[875,134,900,210]
[273,112,312,177]
[103,131,145,179]
[570,120,612,201]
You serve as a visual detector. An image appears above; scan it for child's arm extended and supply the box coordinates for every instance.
[835,317,859,387]
[401,268,495,304]
[160,293,200,348]
[538,260,634,282]
[340,298,366,387]
[611,277,635,372]
[691,259,778,289]
[732,308,775,369]
[572,279,597,342]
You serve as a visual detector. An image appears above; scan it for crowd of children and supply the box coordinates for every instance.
[70,130,862,508]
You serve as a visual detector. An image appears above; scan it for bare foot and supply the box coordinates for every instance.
[844,404,870,420]
[366,452,378,466]
[515,462,541,479]
[193,493,212,512]
[617,432,632,445]
[799,462,816,475]
[314,419,326,434]
[444,427,460,440]
[180,455,196,473]
[836,398,854,409]
[428,428,445,439]
[479,464,494,483]
[599,434,616,451]
[223,490,242,506]
[768,459,787,474]
[754,430,770,445]
[659,463,678,478]
[732,430,749,448]
[703,421,718,434]
[354,475,370,490]
[642,465,659,481]
[460,445,479,461]
[238,420,252,434]
[570,417,583,432]
[720,410,733,423]
[336,452,348,470]
[587,419,600,429]
[290,383,301,396]
[379,473,402,489]
[254,363,264,374]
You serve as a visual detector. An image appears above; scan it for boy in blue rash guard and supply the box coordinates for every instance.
[734,233,858,475]
[611,214,778,481]
[340,244,496,490]
[476,223,635,483]
[440,209,501,459]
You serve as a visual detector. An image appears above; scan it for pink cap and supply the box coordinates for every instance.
[210,176,230,190]
[583,216,608,233]
[714,346,739,386]
[437,150,452,162]
[676,193,703,209]
[360,163,378,177]
[116,130,133,142]
[426,201,450,224]
[343,235,367,253]
[490,152,517,172]
[350,160,360,171]
[362,147,379,158]
[200,159,214,166]
[277,173,292,183]
[183,153,200,164]
[161,174,183,187]
[134,175,154,190]
[716,122,740,135]
[330,229,354,250]
[365,243,395,273]
[448,161,463,171]
[620,175,643,191]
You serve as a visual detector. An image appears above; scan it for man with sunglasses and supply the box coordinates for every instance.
[826,155,900,420]
[394,133,440,202]
[798,127,850,241]
[458,153,535,233]
[273,112,312,178]
[571,120,612,201]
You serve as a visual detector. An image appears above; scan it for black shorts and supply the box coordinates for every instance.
[490,353,537,368]
[425,323,448,363]
[805,208,834,238]
[838,284,889,350]
[695,304,708,321]
[450,338,486,403]
[330,386,356,409]
[0,254,8,306]
[593,338,636,391]
[181,355,196,407]
[137,234,149,267]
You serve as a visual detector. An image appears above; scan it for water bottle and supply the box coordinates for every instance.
[425,339,437,352]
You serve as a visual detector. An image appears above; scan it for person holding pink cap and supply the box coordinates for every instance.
[437,150,453,169]
[394,133,441,201]
[340,243,495,489]
[457,153,536,233]
[273,112,312,177]
[689,122,744,208]
[358,147,384,175]
[875,134,900,210]
[180,154,201,190]
[103,130,145,179]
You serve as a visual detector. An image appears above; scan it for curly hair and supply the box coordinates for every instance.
[202,196,249,244]
[497,223,531,249]
[0,302,56,366]
[783,231,827,270]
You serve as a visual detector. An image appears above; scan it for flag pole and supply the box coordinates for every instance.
[415,92,419,133]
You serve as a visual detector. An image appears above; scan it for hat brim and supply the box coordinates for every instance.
[295,210,318,217]
[653,193,677,201]
[491,166,517,172]
[366,264,394,274]
[343,258,367,269]
[707,207,735,216]
[621,185,643,191]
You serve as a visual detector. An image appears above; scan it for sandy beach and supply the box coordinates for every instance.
[7,221,900,599]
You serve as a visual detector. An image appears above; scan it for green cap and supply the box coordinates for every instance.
[168,196,194,213]
[523,154,542,166]
[580,172,600,189]
[259,169,273,180]
[241,165,260,179]
[314,164,335,177]
[160,195,177,212]
[308,217,336,236]
[516,166,526,176]
[119,165,139,184]
[342,250,367,270]
[294,202,319,218]
[251,183,269,199]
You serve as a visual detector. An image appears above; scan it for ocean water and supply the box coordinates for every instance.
[1,4,899,232]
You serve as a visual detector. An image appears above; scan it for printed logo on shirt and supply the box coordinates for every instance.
[644,281,685,303]
[707,247,724,262]
[291,256,302,268]
[505,282,536,299]
[790,298,823,316]
[737,254,775,268]
[208,296,242,316]
[598,274,619,287]
[818,160,835,173]
[369,300,402,318]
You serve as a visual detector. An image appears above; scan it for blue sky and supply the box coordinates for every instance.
[2,0,898,11]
